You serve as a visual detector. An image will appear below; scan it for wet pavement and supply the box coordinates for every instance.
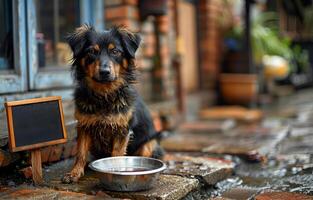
[1,89,313,199]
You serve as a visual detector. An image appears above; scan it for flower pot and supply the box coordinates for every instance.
[220,73,258,105]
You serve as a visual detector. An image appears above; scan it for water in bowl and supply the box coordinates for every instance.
[107,167,150,172]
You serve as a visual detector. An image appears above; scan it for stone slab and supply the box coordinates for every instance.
[107,175,198,200]
[278,134,313,155]
[220,187,261,200]
[271,174,313,194]
[255,191,313,200]
[48,174,198,200]
[163,154,233,185]
[43,159,199,200]
[161,126,288,162]
[0,186,118,200]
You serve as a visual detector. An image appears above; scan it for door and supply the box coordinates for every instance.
[178,0,199,93]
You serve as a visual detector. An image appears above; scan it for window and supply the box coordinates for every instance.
[36,0,80,69]
[0,0,13,70]
[27,0,104,90]
[0,0,104,94]
[0,0,27,94]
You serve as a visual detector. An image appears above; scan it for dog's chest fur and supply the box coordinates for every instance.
[74,84,136,157]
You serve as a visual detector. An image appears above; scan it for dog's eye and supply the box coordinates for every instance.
[85,46,99,55]
[111,49,121,57]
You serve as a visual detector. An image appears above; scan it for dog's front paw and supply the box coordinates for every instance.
[61,172,82,184]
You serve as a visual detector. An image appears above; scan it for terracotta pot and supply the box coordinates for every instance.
[220,73,258,104]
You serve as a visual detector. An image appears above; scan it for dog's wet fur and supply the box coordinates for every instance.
[62,25,163,183]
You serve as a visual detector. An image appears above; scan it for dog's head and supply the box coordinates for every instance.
[67,25,141,92]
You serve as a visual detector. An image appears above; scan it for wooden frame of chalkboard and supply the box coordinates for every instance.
[5,96,67,152]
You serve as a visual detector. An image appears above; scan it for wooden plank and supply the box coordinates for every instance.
[5,105,16,150]
[10,139,67,153]
[5,96,61,106]
[31,149,43,184]
[58,99,68,140]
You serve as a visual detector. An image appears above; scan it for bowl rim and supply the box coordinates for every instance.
[88,156,167,176]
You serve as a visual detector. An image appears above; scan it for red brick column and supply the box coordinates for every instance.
[198,0,223,89]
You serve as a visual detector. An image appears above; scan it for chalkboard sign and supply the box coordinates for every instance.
[5,96,67,152]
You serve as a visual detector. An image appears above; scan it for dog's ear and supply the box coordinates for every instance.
[115,27,141,58]
[66,24,94,58]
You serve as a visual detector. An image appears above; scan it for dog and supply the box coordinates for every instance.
[62,25,164,183]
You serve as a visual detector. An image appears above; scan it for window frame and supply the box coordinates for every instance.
[0,0,28,94]
[26,0,104,90]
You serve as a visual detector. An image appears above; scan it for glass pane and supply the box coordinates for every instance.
[36,0,80,68]
[0,0,13,70]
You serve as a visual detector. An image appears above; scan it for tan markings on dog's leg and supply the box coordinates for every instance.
[134,139,157,157]
[62,127,91,183]
[112,135,130,157]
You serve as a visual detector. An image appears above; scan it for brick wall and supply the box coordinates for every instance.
[198,0,223,89]
[104,0,224,97]
[104,0,176,102]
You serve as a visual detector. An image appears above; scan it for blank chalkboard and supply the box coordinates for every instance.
[5,96,67,152]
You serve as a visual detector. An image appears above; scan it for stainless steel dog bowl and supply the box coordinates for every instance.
[89,156,166,191]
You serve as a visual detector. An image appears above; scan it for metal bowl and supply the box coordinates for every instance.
[89,156,166,191]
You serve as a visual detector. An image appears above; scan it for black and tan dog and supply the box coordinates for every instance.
[62,25,163,183]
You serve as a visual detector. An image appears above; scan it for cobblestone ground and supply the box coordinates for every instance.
[1,89,313,199]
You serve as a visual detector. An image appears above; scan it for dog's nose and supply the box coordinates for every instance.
[99,67,110,77]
